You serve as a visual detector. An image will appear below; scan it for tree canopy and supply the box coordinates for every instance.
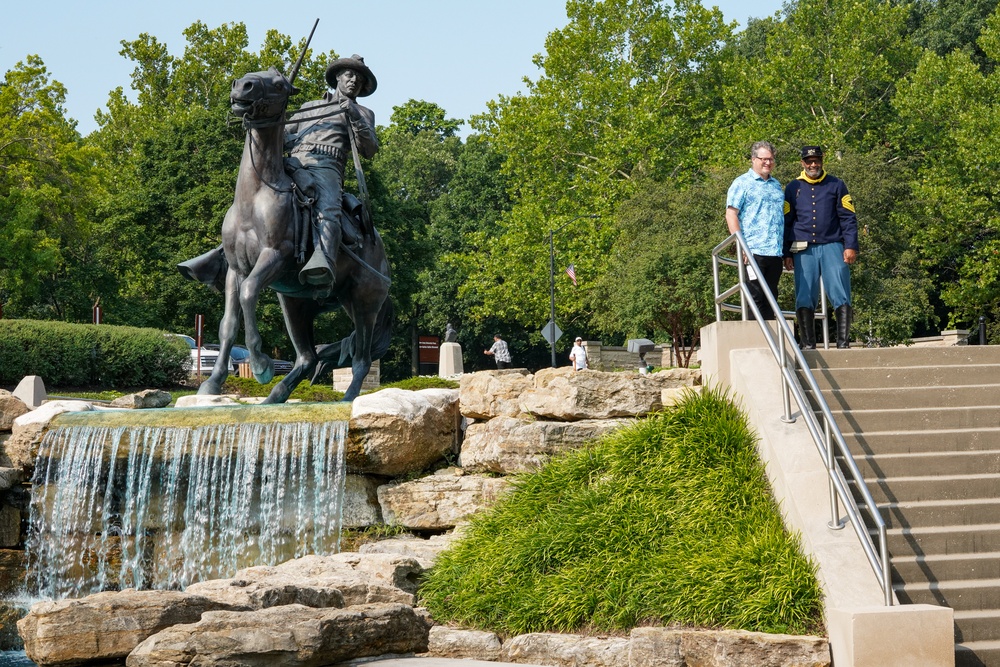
[5,0,1000,378]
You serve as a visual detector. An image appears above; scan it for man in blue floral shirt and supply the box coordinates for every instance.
[726,140,785,320]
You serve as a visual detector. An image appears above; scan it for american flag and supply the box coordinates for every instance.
[565,264,577,286]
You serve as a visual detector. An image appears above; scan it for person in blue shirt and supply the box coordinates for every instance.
[726,141,786,320]
[782,146,858,349]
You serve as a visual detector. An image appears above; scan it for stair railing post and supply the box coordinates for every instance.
[825,417,844,529]
[779,326,795,423]
[737,258,748,321]
[713,254,722,321]
[820,279,830,349]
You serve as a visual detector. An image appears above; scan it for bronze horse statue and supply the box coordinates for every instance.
[179,67,392,403]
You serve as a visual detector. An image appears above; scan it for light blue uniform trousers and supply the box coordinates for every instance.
[793,241,851,310]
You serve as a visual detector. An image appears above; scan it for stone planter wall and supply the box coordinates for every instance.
[3,370,835,666]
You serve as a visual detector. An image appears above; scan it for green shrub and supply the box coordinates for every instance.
[222,375,344,402]
[372,376,459,392]
[419,388,822,636]
[0,320,188,387]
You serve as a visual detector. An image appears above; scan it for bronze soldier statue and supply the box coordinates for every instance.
[285,54,379,287]
[179,54,379,293]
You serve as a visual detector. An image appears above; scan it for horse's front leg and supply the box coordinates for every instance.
[263,294,319,404]
[198,268,242,395]
[240,248,286,384]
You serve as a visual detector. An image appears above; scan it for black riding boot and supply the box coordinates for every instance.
[299,217,341,286]
[836,304,853,349]
[177,244,227,292]
[796,308,816,350]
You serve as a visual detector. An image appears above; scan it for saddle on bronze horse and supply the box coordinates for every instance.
[178,187,368,293]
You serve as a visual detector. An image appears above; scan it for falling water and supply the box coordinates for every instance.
[24,419,347,600]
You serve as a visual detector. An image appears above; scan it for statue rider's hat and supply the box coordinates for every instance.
[326,54,377,97]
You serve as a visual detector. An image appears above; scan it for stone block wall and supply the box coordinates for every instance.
[583,341,699,371]
[333,360,380,391]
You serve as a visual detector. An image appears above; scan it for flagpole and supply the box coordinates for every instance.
[548,214,600,367]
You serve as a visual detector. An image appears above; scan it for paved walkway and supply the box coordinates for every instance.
[336,658,548,666]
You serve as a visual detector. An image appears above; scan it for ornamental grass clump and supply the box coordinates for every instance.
[419,387,822,636]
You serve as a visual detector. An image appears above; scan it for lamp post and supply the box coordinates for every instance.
[548,214,600,367]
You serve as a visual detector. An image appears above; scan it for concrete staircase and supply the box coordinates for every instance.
[802,346,1000,667]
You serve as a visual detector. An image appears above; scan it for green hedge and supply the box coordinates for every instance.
[0,320,189,388]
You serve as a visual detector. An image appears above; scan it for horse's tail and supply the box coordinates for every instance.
[311,295,395,384]
[369,295,395,361]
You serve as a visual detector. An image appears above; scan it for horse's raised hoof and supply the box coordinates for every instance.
[252,358,274,384]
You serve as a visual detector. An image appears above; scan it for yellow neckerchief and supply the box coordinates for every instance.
[797,169,827,185]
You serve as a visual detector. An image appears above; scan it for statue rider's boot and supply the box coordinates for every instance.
[796,307,816,350]
[178,244,227,292]
[836,304,853,349]
[300,217,341,287]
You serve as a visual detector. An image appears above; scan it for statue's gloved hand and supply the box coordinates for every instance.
[341,97,362,122]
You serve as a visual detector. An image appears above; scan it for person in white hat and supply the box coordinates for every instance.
[569,337,588,371]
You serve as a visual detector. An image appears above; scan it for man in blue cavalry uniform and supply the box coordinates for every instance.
[783,146,858,349]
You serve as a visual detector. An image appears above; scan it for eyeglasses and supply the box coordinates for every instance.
[753,156,775,163]
[803,158,823,165]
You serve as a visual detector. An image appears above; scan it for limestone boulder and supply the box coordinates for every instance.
[459,369,534,419]
[17,589,241,666]
[460,416,633,473]
[502,632,630,666]
[0,467,24,492]
[0,549,26,597]
[358,531,463,569]
[185,552,423,609]
[174,394,240,408]
[427,626,503,662]
[110,389,172,409]
[343,474,383,528]
[377,468,510,530]
[125,602,429,667]
[0,395,29,431]
[519,367,695,421]
[348,388,460,476]
[628,627,830,667]
[5,400,94,470]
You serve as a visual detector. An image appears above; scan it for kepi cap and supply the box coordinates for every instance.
[800,145,824,159]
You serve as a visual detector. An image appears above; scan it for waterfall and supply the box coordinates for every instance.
[24,420,347,600]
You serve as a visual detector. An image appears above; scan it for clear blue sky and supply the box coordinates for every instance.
[1,1,784,136]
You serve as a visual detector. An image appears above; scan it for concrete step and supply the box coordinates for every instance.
[802,364,1000,391]
[892,552,1000,585]
[831,405,1000,432]
[895,577,1000,611]
[849,451,1000,478]
[842,428,1000,455]
[866,498,1000,529]
[955,609,1000,644]
[813,384,1000,411]
[883,523,1000,556]
[851,474,1000,503]
[804,346,1000,369]
[956,639,1000,667]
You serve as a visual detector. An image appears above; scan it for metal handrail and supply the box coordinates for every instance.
[711,232,893,606]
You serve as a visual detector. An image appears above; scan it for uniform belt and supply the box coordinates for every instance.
[296,143,346,161]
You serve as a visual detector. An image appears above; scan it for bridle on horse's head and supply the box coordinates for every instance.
[230,68,298,130]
